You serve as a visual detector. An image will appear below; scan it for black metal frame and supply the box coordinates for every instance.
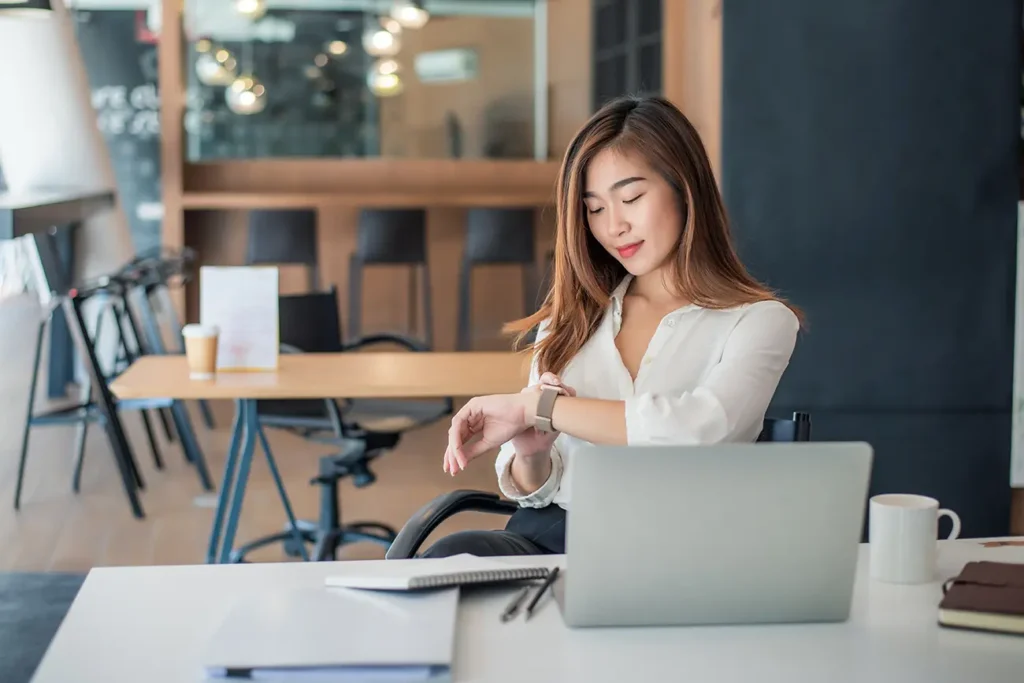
[12,237,214,518]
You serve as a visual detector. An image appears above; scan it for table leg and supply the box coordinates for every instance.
[217,399,258,564]
[251,405,309,562]
[206,400,244,564]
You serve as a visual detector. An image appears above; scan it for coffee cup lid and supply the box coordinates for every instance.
[182,323,219,338]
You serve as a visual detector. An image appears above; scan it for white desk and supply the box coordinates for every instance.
[31,539,1024,683]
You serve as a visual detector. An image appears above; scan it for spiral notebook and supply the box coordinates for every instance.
[325,555,552,591]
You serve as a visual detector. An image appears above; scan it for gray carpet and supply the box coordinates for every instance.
[0,572,85,683]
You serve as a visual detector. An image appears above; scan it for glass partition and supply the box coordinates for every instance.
[182,0,546,160]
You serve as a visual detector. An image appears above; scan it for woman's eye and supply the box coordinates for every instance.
[586,206,604,215]
[623,194,644,205]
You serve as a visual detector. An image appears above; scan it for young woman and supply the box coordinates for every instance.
[423,95,803,558]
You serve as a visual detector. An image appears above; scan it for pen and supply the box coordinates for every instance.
[500,585,532,622]
[524,567,560,621]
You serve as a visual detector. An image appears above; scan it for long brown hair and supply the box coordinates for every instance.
[505,95,803,376]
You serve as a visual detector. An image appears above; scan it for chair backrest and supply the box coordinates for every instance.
[246,209,319,267]
[279,287,345,353]
[463,208,536,264]
[757,411,811,442]
[356,209,428,264]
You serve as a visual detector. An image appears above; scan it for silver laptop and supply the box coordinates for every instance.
[558,442,873,628]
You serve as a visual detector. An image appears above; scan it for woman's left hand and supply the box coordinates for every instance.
[443,389,543,474]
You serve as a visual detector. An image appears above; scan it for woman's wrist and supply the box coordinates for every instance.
[520,390,541,427]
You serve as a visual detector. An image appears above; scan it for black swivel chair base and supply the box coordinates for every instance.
[227,451,398,563]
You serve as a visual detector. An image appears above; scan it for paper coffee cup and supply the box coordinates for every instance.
[182,324,219,380]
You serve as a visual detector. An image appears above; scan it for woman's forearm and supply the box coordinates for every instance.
[509,449,553,495]
[531,396,629,445]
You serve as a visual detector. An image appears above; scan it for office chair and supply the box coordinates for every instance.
[230,286,453,562]
[384,411,812,560]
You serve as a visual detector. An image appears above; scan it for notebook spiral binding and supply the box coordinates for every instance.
[412,567,550,589]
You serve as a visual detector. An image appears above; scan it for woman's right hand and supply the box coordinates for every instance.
[509,372,576,458]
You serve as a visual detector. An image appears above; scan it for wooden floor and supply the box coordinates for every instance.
[0,295,504,572]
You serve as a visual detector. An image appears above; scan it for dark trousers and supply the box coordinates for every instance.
[419,505,566,558]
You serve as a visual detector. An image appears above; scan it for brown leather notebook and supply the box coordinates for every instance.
[938,561,1024,635]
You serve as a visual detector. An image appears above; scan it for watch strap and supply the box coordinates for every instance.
[535,386,560,433]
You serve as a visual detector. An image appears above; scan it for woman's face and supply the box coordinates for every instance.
[582,146,683,278]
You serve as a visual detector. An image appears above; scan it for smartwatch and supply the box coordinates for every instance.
[534,386,560,433]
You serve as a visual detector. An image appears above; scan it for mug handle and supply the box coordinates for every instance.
[939,508,961,540]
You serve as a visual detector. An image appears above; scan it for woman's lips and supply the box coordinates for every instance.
[616,241,643,258]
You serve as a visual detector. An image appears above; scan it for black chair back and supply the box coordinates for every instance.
[356,209,428,264]
[247,209,319,267]
[278,287,344,353]
[757,411,811,442]
[257,288,344,426]
[463,208,536,264]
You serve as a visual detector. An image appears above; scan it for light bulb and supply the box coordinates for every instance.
[390,1,429,29]
[376,59,400,76]
[195,50,237,86]
[362,27,400,57]
[226,75,267,115]
[379,16,402,35]
[368,60,403,97]
[235,0,266,21]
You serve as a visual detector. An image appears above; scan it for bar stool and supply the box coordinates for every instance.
[246,209,319,291]
[457,208,539,350]
[348,208,432,348]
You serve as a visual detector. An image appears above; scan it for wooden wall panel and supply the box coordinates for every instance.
[548,0,593,157]
[663,0,722,178]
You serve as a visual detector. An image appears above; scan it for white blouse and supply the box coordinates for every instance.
[494,274,801,510]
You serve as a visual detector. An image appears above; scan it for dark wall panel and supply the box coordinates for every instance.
[723,0,1020,411]
[722,0,1020,536]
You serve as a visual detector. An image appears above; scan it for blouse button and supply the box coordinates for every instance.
[665,318,676,328]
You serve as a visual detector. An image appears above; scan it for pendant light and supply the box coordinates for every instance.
[195,48,238,87]
[368,58,403,98]
[390,0,429,29]
[362,21,400,57]
[226,42,266,115]
[234,0,266,21]
[226,76,267,115]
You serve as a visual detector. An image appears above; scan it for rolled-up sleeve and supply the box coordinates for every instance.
[494,439,564,508]
[492,319,564,507]
[624,301,800,445]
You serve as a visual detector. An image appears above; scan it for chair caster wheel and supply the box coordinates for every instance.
[283,537,306,557]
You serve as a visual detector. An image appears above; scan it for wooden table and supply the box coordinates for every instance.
[28,539,1024,683]
[109,352,530,563]
[109,352,530,400]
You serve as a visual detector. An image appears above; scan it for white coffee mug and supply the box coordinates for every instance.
[869,494,961,584]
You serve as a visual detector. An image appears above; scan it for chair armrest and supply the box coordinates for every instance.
[344,334,429,353]
[385,490,519,560]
